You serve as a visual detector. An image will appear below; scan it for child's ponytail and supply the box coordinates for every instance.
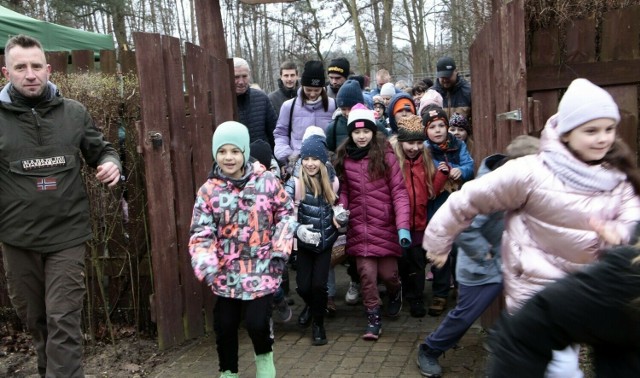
[603,139,640,195]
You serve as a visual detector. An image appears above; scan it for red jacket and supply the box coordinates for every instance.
[402,154,448,233]
[339,146,410,257]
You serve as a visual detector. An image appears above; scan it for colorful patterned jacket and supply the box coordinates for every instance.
[189,163,297,300]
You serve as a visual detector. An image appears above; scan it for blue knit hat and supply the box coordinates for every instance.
[212,121,250,163]
[300,134,329,163]
[336,79,364,108]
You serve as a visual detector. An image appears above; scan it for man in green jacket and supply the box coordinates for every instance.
[1,34,122,377]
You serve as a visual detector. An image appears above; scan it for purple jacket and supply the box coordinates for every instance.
[273,90,336,162]
[339,146,411,257]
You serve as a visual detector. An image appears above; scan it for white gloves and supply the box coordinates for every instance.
[297,224,321,246]
[333,204,350,227]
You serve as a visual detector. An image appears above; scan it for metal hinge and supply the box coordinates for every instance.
[496,109,522,122]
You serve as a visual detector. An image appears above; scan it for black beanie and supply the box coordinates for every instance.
[348,75,365,90]
[301,60,326,87]
[327,57,350,79]
[249,139,273,169]
[336,80,364,108]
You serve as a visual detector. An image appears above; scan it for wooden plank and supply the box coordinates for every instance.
[529,27,560,66]
[529,91,559,132]
[46,51,69,74]
[194,0,227,59]
[565,17,596,63]
[184,42,215,182]
[132,32,184,350]
[606,85,639,163]
[72,50,94,72]
[527,60,640,91]
[601,6,640,61]
[160,35,205,340]
[99,50,117,74]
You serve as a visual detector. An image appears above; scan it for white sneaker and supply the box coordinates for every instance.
[345,282,360,305]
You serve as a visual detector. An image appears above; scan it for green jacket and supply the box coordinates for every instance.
[0,83,122,252]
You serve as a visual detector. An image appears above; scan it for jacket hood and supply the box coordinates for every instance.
[386,92,415,133]
[0,81,59,104]
[478,154,507,177]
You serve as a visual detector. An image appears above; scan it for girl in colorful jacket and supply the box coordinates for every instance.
[285,131,341,346]
[390,114,448,318]
[423,106,475,316]
[333,103,411,341]
[189,121,315,378]
[424,78,640,377]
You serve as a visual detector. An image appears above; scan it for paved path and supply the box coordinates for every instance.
[149,264,489,377]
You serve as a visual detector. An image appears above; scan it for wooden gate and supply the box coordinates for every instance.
[133,32,234,349]
[470,1,640,163]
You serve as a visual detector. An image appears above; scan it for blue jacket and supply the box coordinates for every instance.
[454,154,506,286]
[425,133,475,218]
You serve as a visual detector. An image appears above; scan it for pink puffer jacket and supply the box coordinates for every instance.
[339,146,410,258]
[424,117,640,312]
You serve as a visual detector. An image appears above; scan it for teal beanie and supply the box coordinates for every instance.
[212,121,250,163]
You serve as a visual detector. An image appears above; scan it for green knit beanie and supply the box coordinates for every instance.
[212,121,250,163]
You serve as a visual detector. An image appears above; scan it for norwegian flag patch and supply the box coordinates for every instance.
[36,177,58,191]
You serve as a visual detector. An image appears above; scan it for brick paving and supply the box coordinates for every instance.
[150,264,489,378]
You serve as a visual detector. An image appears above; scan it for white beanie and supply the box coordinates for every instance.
[380,82,395,97]
[347,103,377,134]
[302,125,326,141]
[557,78,620,135]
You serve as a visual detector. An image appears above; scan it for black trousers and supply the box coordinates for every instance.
[296,246,331,320]
[214,294,274,373]
[398,244,427,302]
[489,247,640,378]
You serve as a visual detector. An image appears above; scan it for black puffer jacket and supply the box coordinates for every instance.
[285,178,338,253]
[237,88,277,148]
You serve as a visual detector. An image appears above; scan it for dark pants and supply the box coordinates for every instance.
[489,247,640,378]
[356,256,401,311]
[3,243,86,378]
[425,282,503,352]
[398,245,427,302]
[296,246,331,320]
[214,295,274,373]
[346,255,360,283]
[431,251,453,298]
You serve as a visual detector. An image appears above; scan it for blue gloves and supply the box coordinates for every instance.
[398,229,411,248]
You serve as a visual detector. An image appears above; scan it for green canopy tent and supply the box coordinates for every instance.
[0,5,114,53]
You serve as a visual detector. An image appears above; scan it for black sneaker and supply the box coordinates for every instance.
[387,287,402,318]
[311,322,327,346]
[417,344,442,377]
[298,305,311,328]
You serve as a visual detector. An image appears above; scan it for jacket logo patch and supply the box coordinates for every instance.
[36,177,58,191]
[22,156,66,171]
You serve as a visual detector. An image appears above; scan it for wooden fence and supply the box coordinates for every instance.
[470,0,640,327]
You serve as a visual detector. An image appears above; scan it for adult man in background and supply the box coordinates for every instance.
[431,56,472,119]
[234,57,278,148]
[326,57,350,98]
[1,34,122,377]
[268,61,299,115]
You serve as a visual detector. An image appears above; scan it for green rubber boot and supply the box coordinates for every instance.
[255,351,276,378]
[219,370,239,378]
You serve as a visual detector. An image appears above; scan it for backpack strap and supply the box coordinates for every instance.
[288,97,297,138]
